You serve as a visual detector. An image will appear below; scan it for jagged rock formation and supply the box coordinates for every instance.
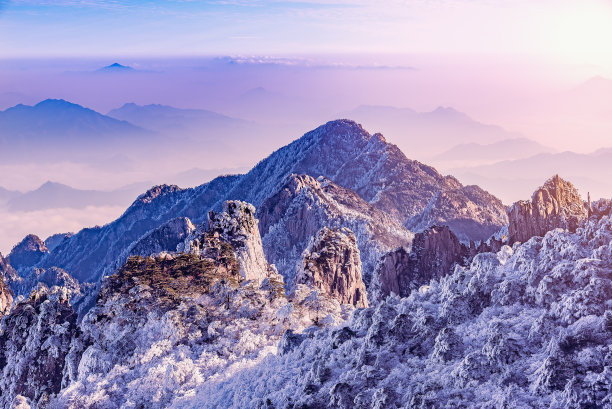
[295,227,368,308]
[37,119,506,285]
[186,213,612,409]
[185,201,275,282]
[258,174,412,284]
[229,120,507,242]
[0,272,12,316]
[8,234,49,270]
[0,287,77,408]
[372,225,468,301]
[508,175,588,244]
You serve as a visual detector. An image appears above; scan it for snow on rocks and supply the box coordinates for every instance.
[173,214,612,409]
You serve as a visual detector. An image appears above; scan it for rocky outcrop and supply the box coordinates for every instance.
[0,286,77,408]
[508,175,588,244]
[258,174,412,284]
[187,201,275,282]
[295,227,368,308]
[372,225,468,301]
[0,272,12,316]
[8,234,49,270]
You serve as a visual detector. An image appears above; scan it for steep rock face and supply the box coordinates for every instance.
[186,214,612,409]
[8,234,49,270]
[38,120,506,285]
[0,287,77,408]
[186,201,274,282]
[508,175,588,244]
[295,227,368,308]
[372,225,468,301]
[258,174,412,284]
[0,273,12,316]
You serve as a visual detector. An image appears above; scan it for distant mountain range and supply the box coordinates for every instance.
[0,187,21,203]
[452,149,612,203]
[107,103,250,135]
[0,99,152,162]
[3,181,151,212]
[340,105,525,159]
[432,138,555,167]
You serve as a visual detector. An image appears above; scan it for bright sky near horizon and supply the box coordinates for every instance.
[0,0,612,68]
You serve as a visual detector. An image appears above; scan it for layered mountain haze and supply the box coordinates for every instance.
[452,149,612,203]
[341,105,524,160]
[107,103,251,136]
[5,181,150,212]
[0,99,152,162]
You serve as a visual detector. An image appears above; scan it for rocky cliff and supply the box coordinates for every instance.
[508,175,588,244]
[184,201,276,282]
[371,225,469,302]
[258,174,412,284]
[295,227,368,308]
[8,234,49,271]
[0,286,77,408]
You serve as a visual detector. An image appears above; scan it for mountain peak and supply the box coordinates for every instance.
[100,62,133,71]
[34,99,80,109]
[508,175,587,244]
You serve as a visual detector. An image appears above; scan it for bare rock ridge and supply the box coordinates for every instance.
[508,174,588,244]
[187,201,277,282]
[372,225,468,301]
[295,227,368,308]
[258,173,412,284]
[0,287,77,408]
[8,234,49,270]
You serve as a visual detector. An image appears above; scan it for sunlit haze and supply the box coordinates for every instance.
[0,0,611,254]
